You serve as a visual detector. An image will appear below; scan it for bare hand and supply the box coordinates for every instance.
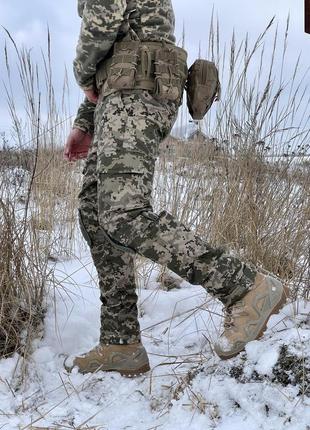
[84,88,99,104]
[64,128,92,162]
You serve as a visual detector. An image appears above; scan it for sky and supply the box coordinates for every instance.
[0,0,309,142]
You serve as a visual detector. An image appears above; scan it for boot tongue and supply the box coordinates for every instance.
[224,302,246,329]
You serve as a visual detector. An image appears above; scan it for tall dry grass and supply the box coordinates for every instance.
[0,184,46,358]
[1,16,309,365]
[153,18,309,299]
[0,31,80,362]
[3,29,80,253]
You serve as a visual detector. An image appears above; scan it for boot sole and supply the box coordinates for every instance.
[217,284,290,360]
[79,363,151,378]
[120,363,151,378]
[64,357,150,377]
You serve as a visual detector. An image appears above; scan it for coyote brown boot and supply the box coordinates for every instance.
[214,273,290,360]
[64,343,150,377]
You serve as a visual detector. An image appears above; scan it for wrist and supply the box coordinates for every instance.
[73,125,88,134]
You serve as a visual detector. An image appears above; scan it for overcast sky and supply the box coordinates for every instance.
[0,0,309,139]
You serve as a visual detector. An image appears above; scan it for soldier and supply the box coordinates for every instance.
[64,0,289,376]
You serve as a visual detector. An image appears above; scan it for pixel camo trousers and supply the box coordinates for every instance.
[78,140,141,345]
[79,90,257,344]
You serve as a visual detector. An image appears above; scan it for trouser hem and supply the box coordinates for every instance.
[100,334,142,345]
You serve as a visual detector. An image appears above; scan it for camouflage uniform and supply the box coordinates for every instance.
[74,98,96,135]
[73,0,257,345]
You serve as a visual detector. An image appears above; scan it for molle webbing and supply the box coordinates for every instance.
[96,41,188,101]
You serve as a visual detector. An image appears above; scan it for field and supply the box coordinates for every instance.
[0,19,309,430]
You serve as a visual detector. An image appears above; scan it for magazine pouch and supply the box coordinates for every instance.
[154,46,187,103]
[107,41,140,90]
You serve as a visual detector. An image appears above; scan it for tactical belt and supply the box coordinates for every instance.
[96,40,188,103]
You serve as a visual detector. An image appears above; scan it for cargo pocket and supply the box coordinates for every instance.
[98,168,151,216]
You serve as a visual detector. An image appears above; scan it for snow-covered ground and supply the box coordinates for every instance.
[0,246,309,430]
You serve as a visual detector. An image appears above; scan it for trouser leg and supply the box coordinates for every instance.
[95,91,257,307]
[78,143,141,344]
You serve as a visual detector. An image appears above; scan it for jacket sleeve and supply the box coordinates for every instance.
[73,98,96,135]
[74,0,127,90]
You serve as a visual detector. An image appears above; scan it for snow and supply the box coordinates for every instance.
[245,341,280,376]
[0,245,309,430]
[215,335,232,352]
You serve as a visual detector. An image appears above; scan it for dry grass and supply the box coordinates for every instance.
[0,146,80,364]
[31,147,81,257]
[155,143,309,298]
[0,16,309,372]
[0,166,46,359]
[154,17,310,299]
[0,31,80,362]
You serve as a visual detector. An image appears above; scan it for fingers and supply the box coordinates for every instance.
[64,128,92,162]
[64,148,89,162]
[63,147,71,161]
[76,151,89,160]
[64,151,74,162]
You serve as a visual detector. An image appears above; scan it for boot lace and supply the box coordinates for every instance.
[93,345,105,356]
[223,301,248,329]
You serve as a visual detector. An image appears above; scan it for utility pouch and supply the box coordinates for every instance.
[154,47,186,102]
[186,59,221,120]
[96,41,188,103]
[107,41,140,90]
